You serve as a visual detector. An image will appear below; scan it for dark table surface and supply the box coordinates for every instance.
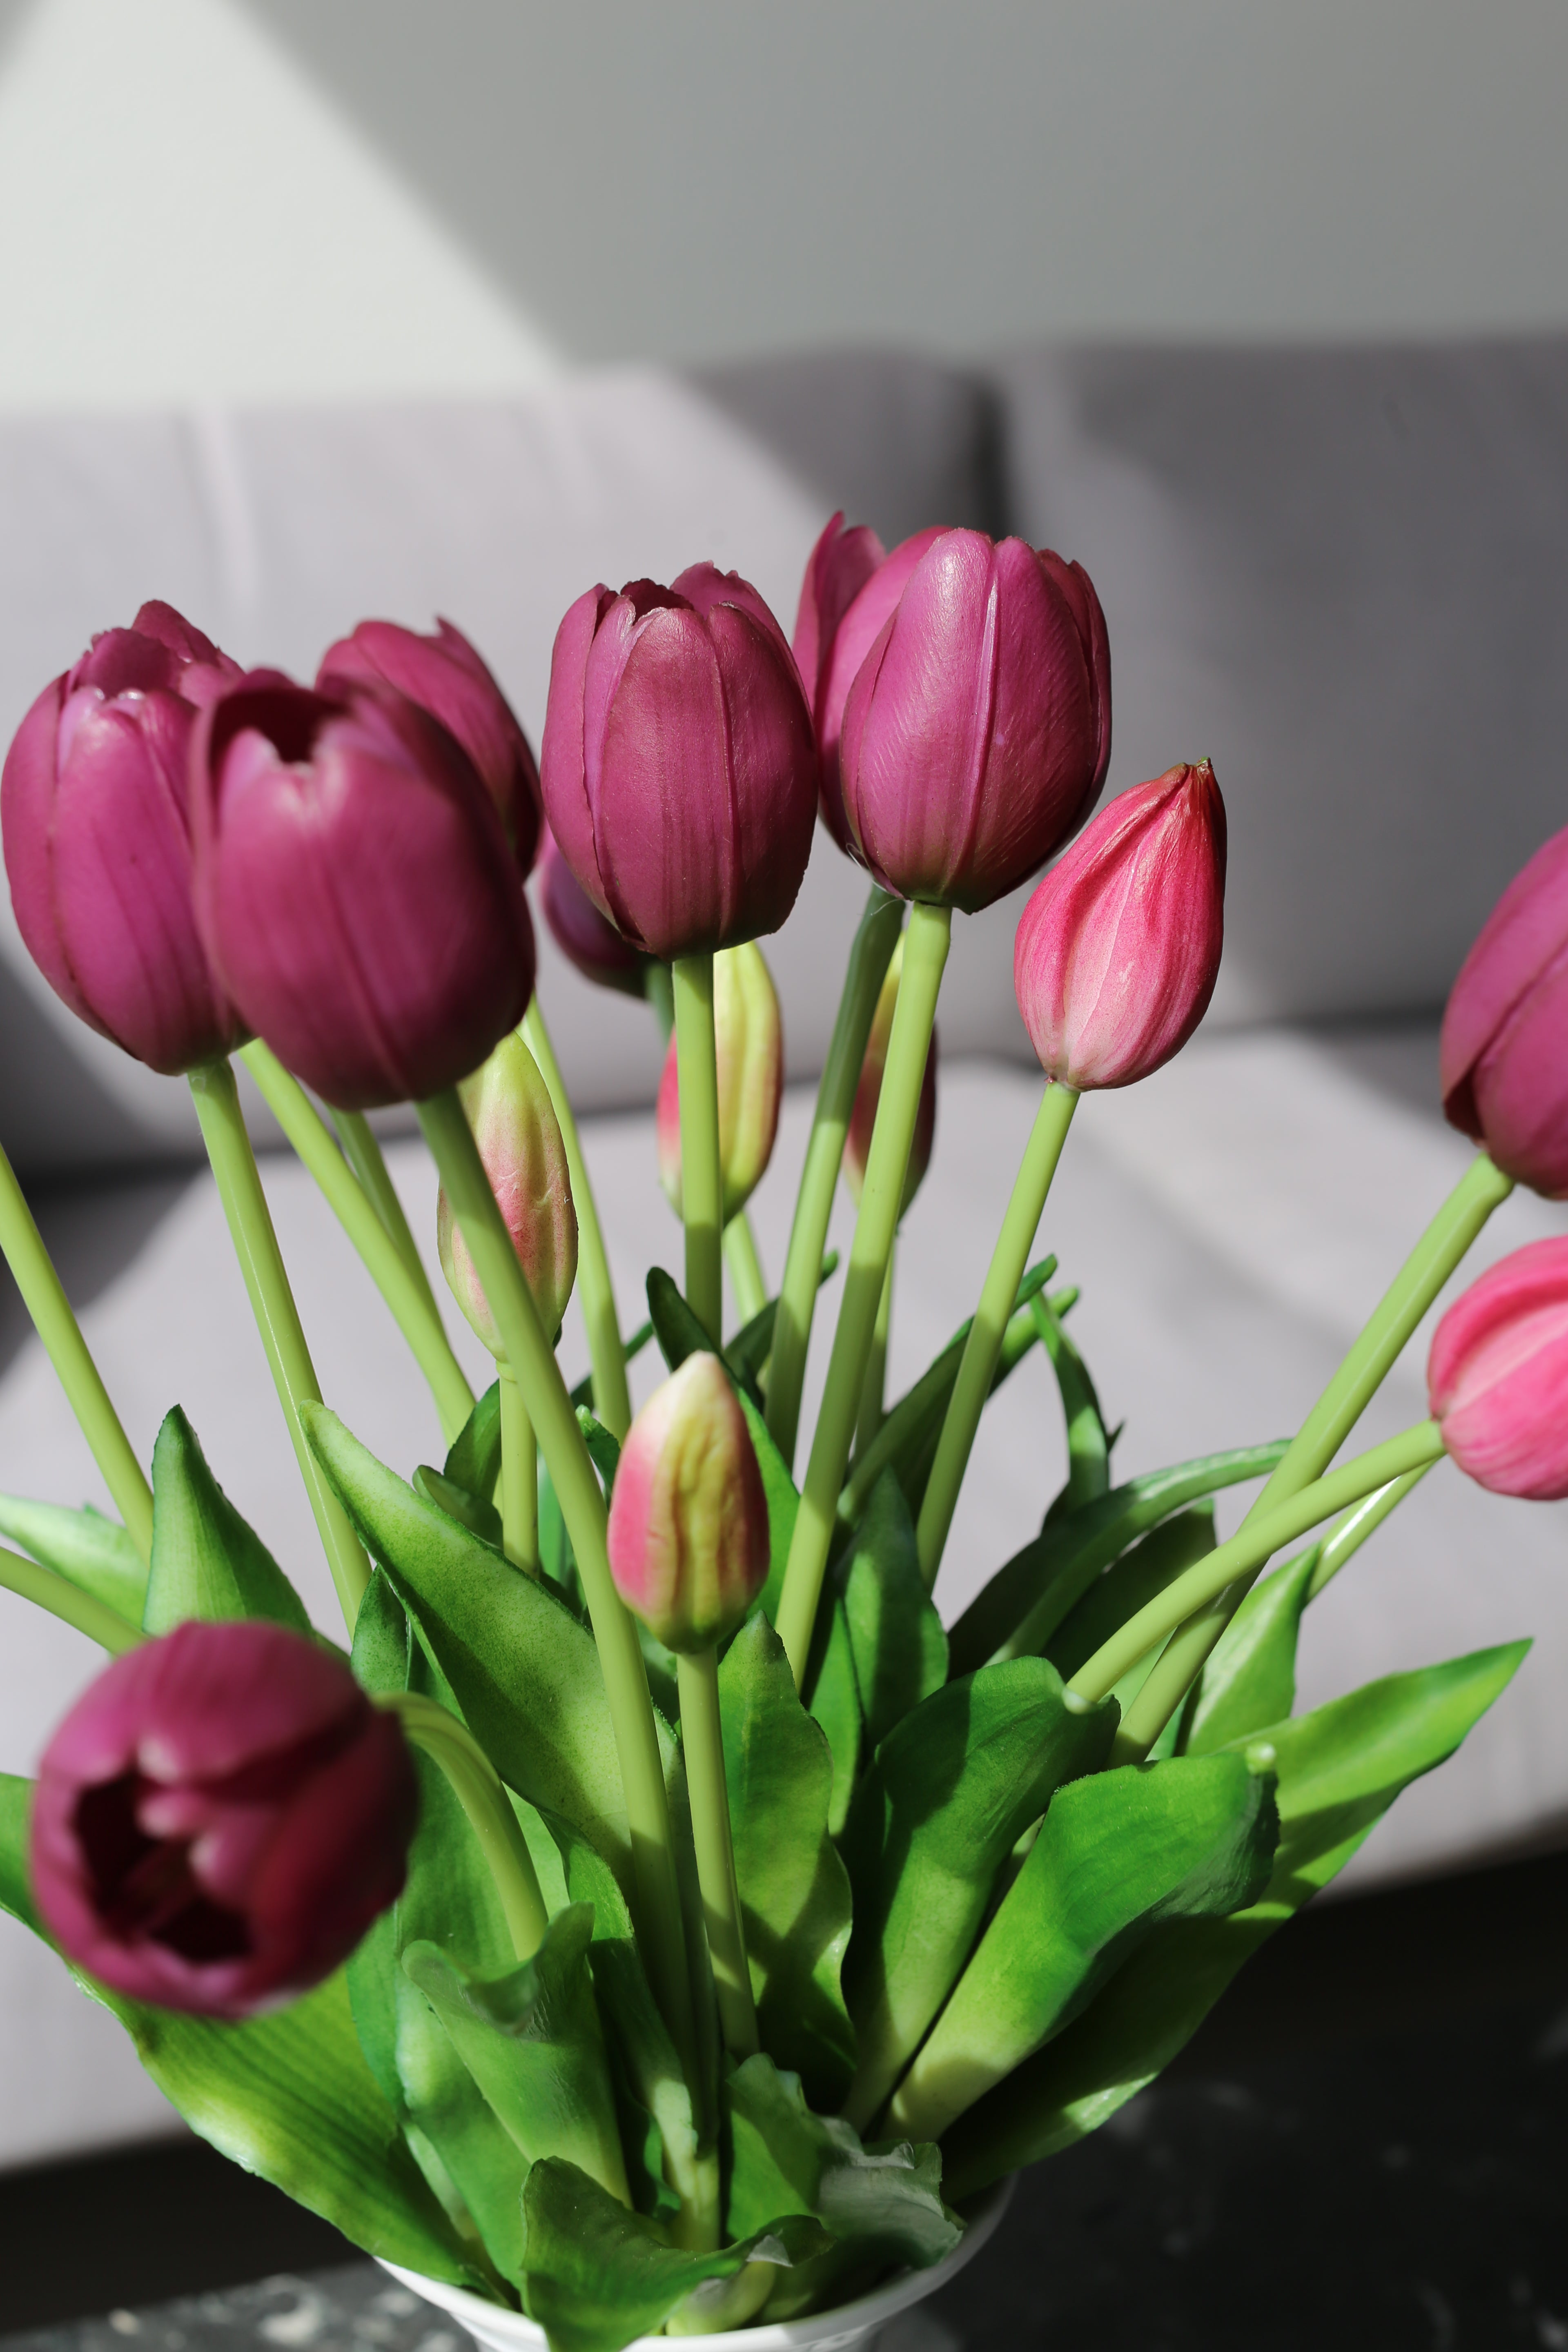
[3,1844,1566,2352]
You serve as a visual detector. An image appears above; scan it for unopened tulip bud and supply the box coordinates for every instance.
[30,1620,417,2019]
[540,564,816,960]
[606,1353,769,1652]
[2,603,245,1073]
[1429,1238,1568,1499]
[1014,760,1226,1090]
[826,527,1110,910]
[192,674,535,1110]
[438,1032,577,1352]
[1440,825,1568,1198]
[538,829,652,1000]
[843,937,938,1214]
[656,942,783,1222]
[316,617,542,870]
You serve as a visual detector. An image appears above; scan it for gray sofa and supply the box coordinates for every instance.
[2,341,1566,2170]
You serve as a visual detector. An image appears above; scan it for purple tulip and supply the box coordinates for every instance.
[316,617,543,872]
[2,602,245,1074]
[827,528,1110,912]
[1429,1239,1568,1500]
[538,828,651,999]
[31,1620,417,2019]
[606,1353,770,1652]
[539,565,816,961]
[1440,824,1568,1199]
[192,673,535,1111]
[1013,760,1225,1091]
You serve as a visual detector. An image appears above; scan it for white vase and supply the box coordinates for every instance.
[379,2176,1014,2352]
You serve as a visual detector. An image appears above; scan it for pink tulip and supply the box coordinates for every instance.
[1429,1238,1568,1499]
[539,565,816,961]
[316,617,542,871]
[843,938,938,1213]
[1013,761,1226,1090]
[31,1620,416,2019]
[192,673,535,1111]
[538,829,650,1000]
[1440,824,1568,1199]
[827,527,1110,911]
[2,603,245,1073]
[438,1031,578,1353]
[656,942,783,1224]
[606,1353,769,1652]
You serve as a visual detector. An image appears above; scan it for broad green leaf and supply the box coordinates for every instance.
[445,1379,502,1502]
[805,1596,862,1839]
[538,1459,587,1616]
[414,1463,505,1551]
[890,1751,1278,2140]
[940,1639,1528,2197]
[838,1657,1118,2129]
[647,1268,763,1412]
[578,1409,621,1501]
[1033,1291,1111,1517]
[0,1495,147,1622]
[0,1773,38,1930]
[726,2051,956,2263]
[838,1470,947,1752]
[720,1615,856,2109]
[521,2158,830,2352]
[143,1408,312,1635]
[1182,1545,1319,1756]
[947,1440,1289,1676]
[404,1906,628,2202]
[1045,1506,1216,1685]
[305,1404,634,1891]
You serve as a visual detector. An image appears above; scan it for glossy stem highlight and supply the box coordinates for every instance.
[673,953,723,1345]
[497,1361,539,1575]
[0,1542,142,1653]
[675,1648,758,2060]
[855,1247,895,1457]
[523,996,632,1443]
[381,1690,548,1961]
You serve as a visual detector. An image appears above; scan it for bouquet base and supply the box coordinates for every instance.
[378,2176,1014,2352]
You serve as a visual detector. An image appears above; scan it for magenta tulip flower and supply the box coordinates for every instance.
[606,1353,770,1652]
[1440,824,1568,1199]
[1429,1239,1568,1499]
[2,602,245,1073]
[1013,760,1226,1090]
[30,1620,417,2019]
[539,565,816,961]
[192,673,535,1111]
[825,527,1110,911]
[316,617,542,871]
[538,829,651,1000]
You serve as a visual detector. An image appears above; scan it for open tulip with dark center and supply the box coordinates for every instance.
[30,1620,417,2019]
[1440,823,1568,1199]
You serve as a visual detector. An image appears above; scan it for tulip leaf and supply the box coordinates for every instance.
[538,1460,587,1617]
[0,1494,148,1623]
[577,1408,621,1500]
[947,1439,1290,1677]
[891,1752,1278,2141]
[305,1403,636,1893]
[403,1905,630,2203]
[520,2158,831,2352]
[805,1594,862,1838]
[1045,1506,1217,1684]
[939,1638,1529,2199]
[838,1657,1118,2129]
[1033,1290,1112,1518]
[413,1463,505,1552]
[444,1379,503,1506]
[647,1267,763,1412]
[719,1613,857,2109]
[0,1772,38,1931]
[838,1469,947,1752]
[143,1408,312,1636]
[1181,1544,1319,1756]
[722,1251,840,1396]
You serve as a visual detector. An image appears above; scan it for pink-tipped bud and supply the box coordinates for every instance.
[438,1032,577,1354]
[538,828,652,1000]
[843,937,938,1214]
[606,1353,769,1652]
[656,942,783,1223]
[1440,824,1568,1199]
[1428,1238,1568,1500]
[1013,760,1227,1091]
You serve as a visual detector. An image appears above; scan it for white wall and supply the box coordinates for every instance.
[1,0,1566,414]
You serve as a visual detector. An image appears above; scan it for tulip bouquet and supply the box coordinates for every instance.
[0,522,1553,2352]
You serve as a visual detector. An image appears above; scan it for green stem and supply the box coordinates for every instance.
[1306,1464,1433,1601]
[330,1108,440,1318]
[1071,1421,1446,1710]
[723,1214,768,1330]
[855,1247,894,1457]
[416,1092,698,2083]
[0,1145,153,1564]
[189,1060,370,1630]
[379,1691,548,1961]
[675,1648,758,2059]
[498,1361,539,1574]
[240,1043,474,1448]
[775,901,951,1686]
[523,997,633,1442]
[765,886,903,1469]
[644,960,676,1043]
[915,1083,1079,1590]
[0,1542,142,1653]
[673,954,723,1345]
